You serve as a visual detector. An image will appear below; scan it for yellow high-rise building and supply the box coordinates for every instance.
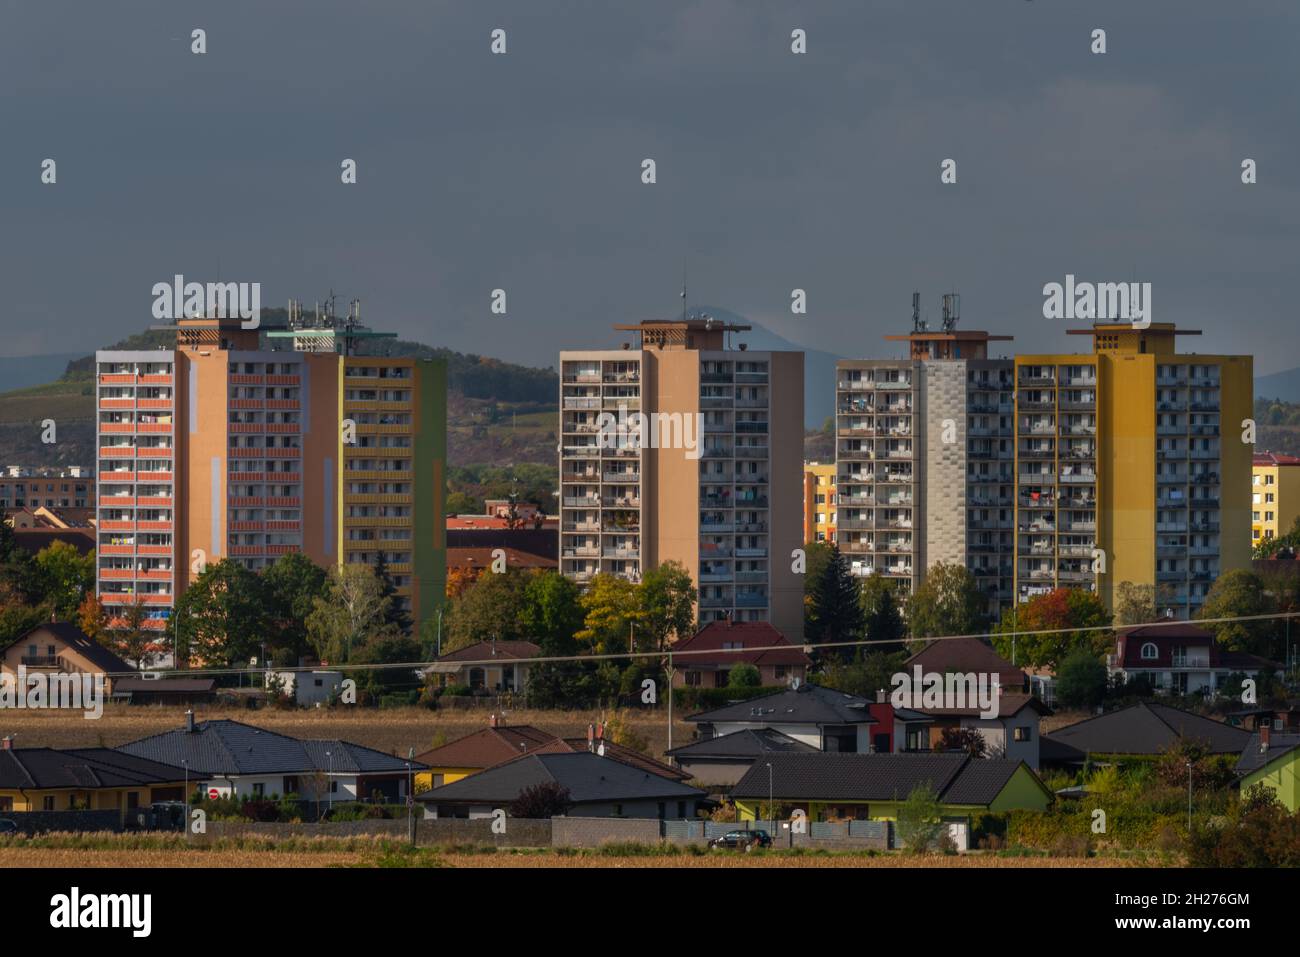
[1252,451,1300,545]
[1013,322,1252,618]
[802,462,837,545]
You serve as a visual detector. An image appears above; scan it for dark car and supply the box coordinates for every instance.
[709,829,772,850]
[0,819,17,835]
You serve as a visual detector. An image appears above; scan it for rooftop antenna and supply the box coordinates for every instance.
[941,292,960,333]
[911,292,921,331]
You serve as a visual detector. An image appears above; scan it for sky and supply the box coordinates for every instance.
[2,0,1297,373]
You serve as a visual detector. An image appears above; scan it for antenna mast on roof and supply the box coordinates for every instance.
[911,292,921,331]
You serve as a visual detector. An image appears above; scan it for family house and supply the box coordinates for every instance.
[423,639,540,693]
[118,714,424,804]
[417,750,704,820]
[666,728,818,786]
[1108,624,1279,697]
[1235,727,1300,812]
[1040,701,1250,768]
[729,751,1053,837]
[0,743,200,816]
[0,622,130,695]
[414,716,690,791]
[669,621,811,689]
[687,683,878,752]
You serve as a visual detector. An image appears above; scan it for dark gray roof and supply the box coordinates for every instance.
[4,622,131,674]
[1235,733,1300,776]
[687,683,877,726]
[666,728,818,759]
[1044,702,1250,757]
[416,751,704,805]
[118,719,424,776]
[730,752,1045,807]
[0,747,195,790]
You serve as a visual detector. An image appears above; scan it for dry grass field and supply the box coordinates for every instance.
[0,704,694,761]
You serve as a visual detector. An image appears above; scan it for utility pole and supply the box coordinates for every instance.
[665,653,675,753]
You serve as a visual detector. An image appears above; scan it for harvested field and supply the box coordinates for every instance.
[0,705,694,762]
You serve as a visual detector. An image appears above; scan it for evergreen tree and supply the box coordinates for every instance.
[805,545,864,654]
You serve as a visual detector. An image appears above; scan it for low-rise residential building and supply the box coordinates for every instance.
[423,640,541,693]
[1107,624,1280,697]
[670,621,811,689]
[417,750,705,820]
[0,744,199,814]
[118,715,424,804]
[0,622,131,695]
[687,683,878,752]
[729,752,1053,840]
[1235,727,1300,811]
[1041,701,1251,767]
[666,728,818,787]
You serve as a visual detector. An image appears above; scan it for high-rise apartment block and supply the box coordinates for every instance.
[1013,322,1252,617]
[802,462,837,545]
[96,314,445,634]
[1251,451,1300,545]
[835,299,1015,612]
[559,318,804,637]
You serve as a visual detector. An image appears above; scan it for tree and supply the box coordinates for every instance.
[896,783,945,854]
[519,572,584,656]
[936,727,987,757]
[1199,570,1277,658]
[172,560,267,668]
[442,567,532,652]
[1055,647,1108,709]
[805,545,864,652]
[372,552,412,633]
[992,588,1112,672]
[305,563,394,664]
[509,781,574,819]
[637,561,695,652]
[352,632,423,699]
[1113,581,1157,626]
[906,562,986,641]
[77,592,109,640]
[727,662,761,688]
[575,573,642,655]
[817,649,905,699]
[261,552,329,664]
[860,572,906,650]
[108,598,156,670]
[34,540,94,620]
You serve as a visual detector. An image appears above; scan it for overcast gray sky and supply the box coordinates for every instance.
[3,1,1297,373]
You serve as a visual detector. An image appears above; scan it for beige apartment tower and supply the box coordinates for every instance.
[560,317,804,639]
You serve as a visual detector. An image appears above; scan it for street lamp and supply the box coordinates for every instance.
[406,746,416,846]
[326,750,333,815]
[1186,760,1193,833]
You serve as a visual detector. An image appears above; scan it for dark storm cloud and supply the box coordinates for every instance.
[1,0,1296,371]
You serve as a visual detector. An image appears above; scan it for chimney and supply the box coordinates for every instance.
[489,713,498,729]
[1,736,11,750]
[595,721,605,742]
[876,689,886,704]
[185,710,195,733]
[586,723,596,752]
[1260,723,1271,752]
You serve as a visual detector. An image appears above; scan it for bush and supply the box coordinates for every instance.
[1187,784,1300,866]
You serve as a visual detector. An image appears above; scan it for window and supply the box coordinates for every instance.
[1141,643,1159,660]
[1014,726,1032,742]
[685,671,701,687]
[43,796,55,811]
[252,783,265,798]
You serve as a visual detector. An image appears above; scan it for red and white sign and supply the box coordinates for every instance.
[208,788,220,800]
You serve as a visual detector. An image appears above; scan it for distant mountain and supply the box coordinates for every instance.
[1256,368,1300,403]
[681,306,844,428]
[0,353,83,391]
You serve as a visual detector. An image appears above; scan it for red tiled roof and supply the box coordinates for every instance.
[414,725,558,769]
[435,640,542,663]
[1254,451,1300,467]
[904,636,1027,690]
[447,547,556,570]
[669,621,811,668]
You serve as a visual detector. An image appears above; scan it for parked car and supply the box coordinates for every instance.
[0,819,17,835]
[709,829,771,850]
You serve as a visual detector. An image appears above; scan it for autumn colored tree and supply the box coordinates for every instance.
[575,573,642,655]
[77,592,109,640]
[992,587,1112,672]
